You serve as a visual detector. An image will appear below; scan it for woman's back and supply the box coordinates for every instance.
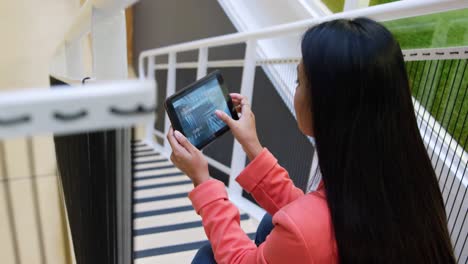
[280,186,337,263]
[300,18,456,263]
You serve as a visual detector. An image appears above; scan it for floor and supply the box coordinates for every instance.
[131,141,259,263]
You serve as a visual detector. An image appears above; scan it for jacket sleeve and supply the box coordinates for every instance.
[189,179,311,264]
[235,148,304,216]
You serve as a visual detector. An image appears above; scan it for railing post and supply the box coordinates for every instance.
[228,39,257,197]
[307,148,321,191]
[145,56,157,145]
[147,56,155,79]
[164,52,177,154]
[138,55,145,80]
[197,47,209,80]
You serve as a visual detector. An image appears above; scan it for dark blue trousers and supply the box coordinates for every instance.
[192,213,274,264]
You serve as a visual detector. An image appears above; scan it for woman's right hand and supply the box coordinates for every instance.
[215,93,263,161]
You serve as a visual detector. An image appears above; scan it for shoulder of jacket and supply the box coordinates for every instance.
[276,193,334,248]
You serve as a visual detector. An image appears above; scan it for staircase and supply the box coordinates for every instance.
[137,1,468,262]
[131,141,259,263]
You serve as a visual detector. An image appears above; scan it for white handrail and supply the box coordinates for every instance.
[149,46,468,70]
[0,80,155,139]
[139,0,468,77]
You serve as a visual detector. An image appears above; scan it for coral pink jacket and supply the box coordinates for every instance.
[189,148,338,263]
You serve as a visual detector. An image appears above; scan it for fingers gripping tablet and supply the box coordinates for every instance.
[164,70,239,149]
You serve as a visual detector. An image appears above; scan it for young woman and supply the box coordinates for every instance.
[166,18,456,263]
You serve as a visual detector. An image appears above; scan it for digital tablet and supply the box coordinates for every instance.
[164,70,239,149]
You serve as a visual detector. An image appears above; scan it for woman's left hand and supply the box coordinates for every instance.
[166,127,211,187]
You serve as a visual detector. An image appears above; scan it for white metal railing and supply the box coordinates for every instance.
[0,80,155,139]
[138,0,468,221]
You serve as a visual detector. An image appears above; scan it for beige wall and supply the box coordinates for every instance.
[0,0,82,263]
[0,0,84,90]
[0,137,71,264]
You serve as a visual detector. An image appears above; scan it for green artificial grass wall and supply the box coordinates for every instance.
[322,0,344,13]
[319,1,468,151]
[385,9,468,151]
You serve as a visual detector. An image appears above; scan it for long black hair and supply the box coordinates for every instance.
[301,18,455,263]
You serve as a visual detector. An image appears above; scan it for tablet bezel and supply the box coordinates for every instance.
[164,70,239,150]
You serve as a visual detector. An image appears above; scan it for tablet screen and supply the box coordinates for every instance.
[172,77,232,147]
